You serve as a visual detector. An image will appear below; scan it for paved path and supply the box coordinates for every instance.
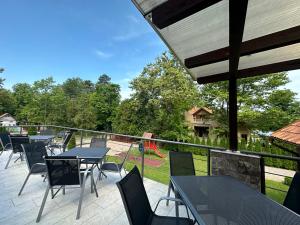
[265,166,295,182]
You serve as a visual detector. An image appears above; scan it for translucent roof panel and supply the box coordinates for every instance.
[191,61,228,78]
[132,0,300,82]
[135,0,167,14]
[243,0,300,41]
[159,0,229,61]
[239,43,300,71]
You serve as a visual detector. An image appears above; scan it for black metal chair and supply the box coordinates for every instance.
[36,156,98,222]
[81,136,107,165]
[166,151,195,206]
[117,166,194,225]
[18,142,48,196]
[283,171,300,215]
[5,135,30,169]
[48,130,73,154]
[0,132,13,156]
[39,128,55,135]
[99,143,132,179]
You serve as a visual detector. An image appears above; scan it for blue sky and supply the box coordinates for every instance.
[0,0,299,100]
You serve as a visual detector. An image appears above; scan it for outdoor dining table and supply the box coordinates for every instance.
[171,176,300,225]
[29,135,55,142]
[59,147,109,159]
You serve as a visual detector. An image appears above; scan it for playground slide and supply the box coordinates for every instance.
[145,142,165,158]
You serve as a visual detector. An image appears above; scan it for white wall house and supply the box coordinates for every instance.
[0,113,17,126]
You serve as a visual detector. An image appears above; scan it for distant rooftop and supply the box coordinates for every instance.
[272,120,300,146]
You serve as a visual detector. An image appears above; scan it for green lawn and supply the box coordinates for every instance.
[107,147,289,204]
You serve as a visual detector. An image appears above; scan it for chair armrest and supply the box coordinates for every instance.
[4,143,12,150]
[30,163,46,172]
[154,197,184,213]
[154,196,191,219]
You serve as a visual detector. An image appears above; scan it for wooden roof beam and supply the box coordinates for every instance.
[186,25,300,68]
[151,0,222,29]
[196,58,300,84]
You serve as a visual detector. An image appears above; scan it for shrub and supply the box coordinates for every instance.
[27,127,37,135]
[283,177,292,186]
[67,135,76,150]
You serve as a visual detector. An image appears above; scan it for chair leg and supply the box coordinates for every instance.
[36,186,50,223]
[90,169,94,194]
[43,174,47,182]
[20,153,24,161]
[18,172,31,196]
[166,182,171,206]
[175,201,179,217]
[51,188,54,199]
[76,170,88,220]
[5,151,14,169]
[91,176,98,197]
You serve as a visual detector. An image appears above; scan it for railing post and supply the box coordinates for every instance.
[207,149,211,176]
[139,141,145,181]
[260,157,266,194]
[80,131,83,147]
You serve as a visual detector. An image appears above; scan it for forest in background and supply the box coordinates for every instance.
[1,52,300,141]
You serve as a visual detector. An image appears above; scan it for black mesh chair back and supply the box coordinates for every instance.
[169,151,195,176]
[90,136,107,148]
[62,131,73,150]
[119,144,132,169]
[117,166,153,225]
[22,142,48,170]
[45,156,81,187]
[0,132,12,150]
[283,171,300,215]
[40,129,55,135]
[11,135,30,153]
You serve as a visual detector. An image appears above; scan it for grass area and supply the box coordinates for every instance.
[107,147,289,204]
[265,180,289,204]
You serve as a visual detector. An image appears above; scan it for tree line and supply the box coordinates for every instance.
[1,52,300,140]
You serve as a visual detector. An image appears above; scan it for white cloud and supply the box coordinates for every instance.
[114,71,140,100]
[127,15,140,24]
[113,30,146,42]
[286,70,300,100]
[95,50,113,59]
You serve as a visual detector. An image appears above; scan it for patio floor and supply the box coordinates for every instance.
[0,150,186,225]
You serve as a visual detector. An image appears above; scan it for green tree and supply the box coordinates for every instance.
[0,89,16,115]
[62,77,94,98]
[200,73,300,135]
[92,75,120,131]
[73,93,97,129]
[113,52,201,139]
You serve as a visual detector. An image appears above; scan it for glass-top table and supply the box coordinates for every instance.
[171,176,300,225]
[29,135,55,142]
[59,147,109,159]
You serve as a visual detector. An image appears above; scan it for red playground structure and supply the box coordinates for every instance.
[142,132,165,158]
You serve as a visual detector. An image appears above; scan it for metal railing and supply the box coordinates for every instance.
[14,124,300,199]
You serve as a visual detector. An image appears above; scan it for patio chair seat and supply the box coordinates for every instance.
[150,215,194,225]
[31,163,47,174]
[101,162,122,171]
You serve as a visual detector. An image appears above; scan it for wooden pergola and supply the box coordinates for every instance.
[131,0,300,151]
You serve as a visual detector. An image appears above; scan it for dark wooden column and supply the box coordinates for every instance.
[228,0,248,151]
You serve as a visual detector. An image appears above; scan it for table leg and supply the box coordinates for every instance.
[77,167,89,220]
